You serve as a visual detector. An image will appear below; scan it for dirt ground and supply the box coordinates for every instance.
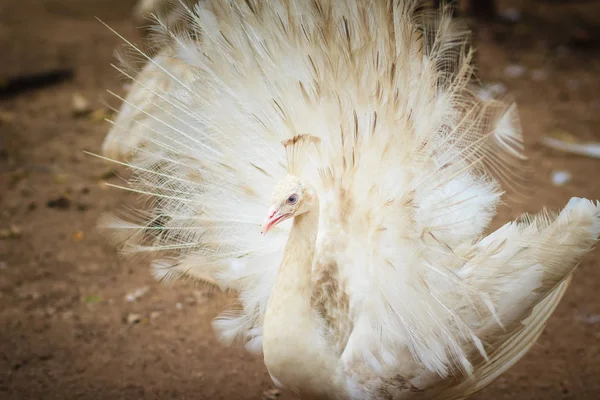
[1,0,600,399]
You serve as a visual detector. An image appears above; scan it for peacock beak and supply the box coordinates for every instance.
[261,206,289,235]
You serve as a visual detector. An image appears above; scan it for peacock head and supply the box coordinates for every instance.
[261,134,320,235]
[261,175,315,235]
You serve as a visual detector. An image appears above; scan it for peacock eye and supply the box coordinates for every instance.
[287,194,298,204]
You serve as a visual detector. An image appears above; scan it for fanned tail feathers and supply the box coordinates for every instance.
[98,0,599,396]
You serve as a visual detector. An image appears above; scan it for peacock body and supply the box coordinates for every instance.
[100,1,600,398]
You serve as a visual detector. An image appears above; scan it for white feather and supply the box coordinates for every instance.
[100,1,600,398]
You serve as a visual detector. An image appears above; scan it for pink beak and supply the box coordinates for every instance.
[261,206,289,235]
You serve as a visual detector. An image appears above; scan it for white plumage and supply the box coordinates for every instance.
[100,1,600,398]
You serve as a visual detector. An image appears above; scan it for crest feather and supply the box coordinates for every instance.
[282,134,321,175]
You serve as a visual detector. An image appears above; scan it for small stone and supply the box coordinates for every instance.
[150,311,162,320]
[551,171,571,186]
[0,262,6,269]
[126,313,142,325]
[125,286,150,303]
[175,302,183,310]
[0,225,21,239]
[72,93,92,117]
[263,388,281,400]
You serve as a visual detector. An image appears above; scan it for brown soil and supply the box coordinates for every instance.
[1,1,599,399]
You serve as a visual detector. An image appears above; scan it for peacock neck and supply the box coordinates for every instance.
[277,206,320,292]
[265,200,319,324]
[263,198,341,396]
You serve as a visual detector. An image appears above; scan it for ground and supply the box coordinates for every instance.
[1,0,600,399]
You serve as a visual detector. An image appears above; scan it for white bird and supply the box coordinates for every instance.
[100,1,600,399]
